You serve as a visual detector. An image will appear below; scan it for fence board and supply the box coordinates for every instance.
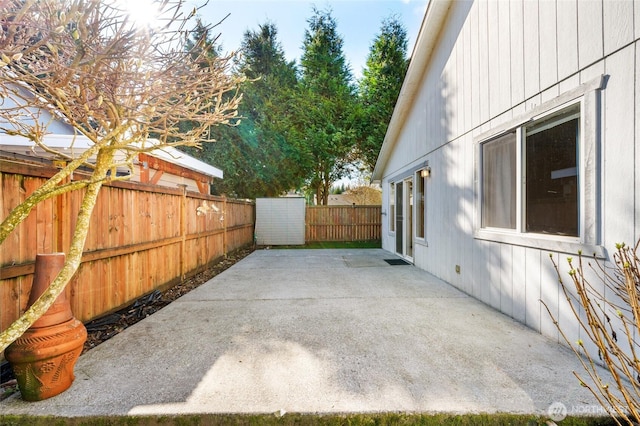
[305,205,381,242]
[0,161,255,336]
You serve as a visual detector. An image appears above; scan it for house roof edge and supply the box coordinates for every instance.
[371,0,454,183]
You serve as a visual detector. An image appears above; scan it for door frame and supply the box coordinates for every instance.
[394,177,413,261]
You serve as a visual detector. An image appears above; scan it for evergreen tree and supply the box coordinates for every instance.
[294,6,358,205]
[234,22,306,196]
[358,16,409,172]
[181,21,303,198]
[185,18,223,60]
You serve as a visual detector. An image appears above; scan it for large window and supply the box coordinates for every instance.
[480,104,580,237]
[475,75,604,256]
[525,108,579,236]
[482,132,516,229]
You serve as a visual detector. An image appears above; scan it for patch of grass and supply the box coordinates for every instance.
[0,413,620,426]
[270,240,381,250]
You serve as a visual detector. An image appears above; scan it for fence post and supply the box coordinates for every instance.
[351,204,355,242]
[223,195,228,258]
[178,184,187,280]
[54,161,70,253]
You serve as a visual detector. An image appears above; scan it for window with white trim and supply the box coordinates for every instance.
[475,75,605,257]
[480,103,580,237]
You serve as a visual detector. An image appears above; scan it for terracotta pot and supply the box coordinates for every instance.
[5,253,87,401]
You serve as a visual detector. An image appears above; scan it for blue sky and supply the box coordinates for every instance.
[195,0,429,79]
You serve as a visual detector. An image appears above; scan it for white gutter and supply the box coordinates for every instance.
[371,0,454,183]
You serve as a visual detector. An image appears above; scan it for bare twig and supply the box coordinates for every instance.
[543,242,640,425]
[0,0,244,352]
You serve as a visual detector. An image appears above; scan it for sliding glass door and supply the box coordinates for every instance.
[394,178,413,260]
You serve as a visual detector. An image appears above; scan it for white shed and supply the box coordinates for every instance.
[255,197,306,246]
[373,0,638,350]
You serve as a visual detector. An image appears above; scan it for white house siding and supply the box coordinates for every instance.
[378,0,640,349]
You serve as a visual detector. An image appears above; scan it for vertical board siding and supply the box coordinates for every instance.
[478,0,490,124]
[557,0,579,81]
[511,245,526,324]
[538,0,558,90]
[510,0,525,106]
[0,163,255,331]
[524,248,542,332]
[500,243,513,318]
[523,0,541,100]
[540,252,560,341]
[379,0,640,348]
[497,0,512,114]
[305,206,381,242]
[603,0,634,56]
[578,0,604,69]
[255,198,305,246]
[604,47,636,248]
[470,2,481,127]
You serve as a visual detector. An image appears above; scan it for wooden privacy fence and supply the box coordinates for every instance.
[306,205,381,242]
[0,160,255,332]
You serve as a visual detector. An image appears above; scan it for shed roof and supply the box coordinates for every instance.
[371,0,453,183]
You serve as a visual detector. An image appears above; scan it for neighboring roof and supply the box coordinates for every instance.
[143,141,223,179]
[0,133,223,179]
[371,0,453,183]
[0,80,223,180]
[327,194,354,206]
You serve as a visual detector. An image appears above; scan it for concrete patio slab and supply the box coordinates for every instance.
[1,249,608,418]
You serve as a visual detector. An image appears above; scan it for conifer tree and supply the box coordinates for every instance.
[183,22,304,198]
[358,16,409,172]
[295,7,357,205]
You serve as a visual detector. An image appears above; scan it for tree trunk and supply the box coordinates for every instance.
[322,179,330,206]
[0,149,114,353]
[315,183,322,206]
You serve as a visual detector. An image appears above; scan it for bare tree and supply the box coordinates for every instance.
[544,243,640,425]
[0,0,243,352]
